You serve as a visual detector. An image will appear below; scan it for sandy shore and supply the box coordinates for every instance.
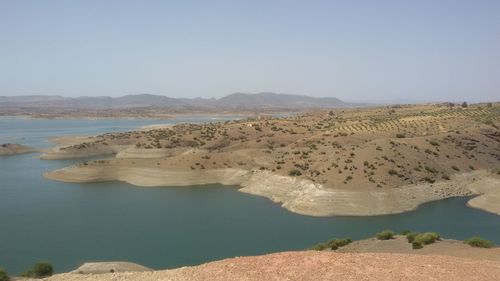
[48,136,95,147]
[138,124,174,131]
[43,251,500,281]
[38,136,126,160]
[466,176,500,215]
[40,146,120,160]
[44,164,499,216]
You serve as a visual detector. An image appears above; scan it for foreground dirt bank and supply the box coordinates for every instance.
[44,251,500,281]
[44,164,499,216]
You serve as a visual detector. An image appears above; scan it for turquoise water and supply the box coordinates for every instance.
[1,117,500,275]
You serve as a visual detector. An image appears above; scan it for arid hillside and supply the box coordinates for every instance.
[44,103,500,216]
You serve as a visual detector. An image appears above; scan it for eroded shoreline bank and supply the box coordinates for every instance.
[44,165,500,216]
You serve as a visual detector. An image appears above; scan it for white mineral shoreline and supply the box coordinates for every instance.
[43,165,500,216]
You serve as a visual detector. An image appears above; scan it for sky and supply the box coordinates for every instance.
[1,0,499,102]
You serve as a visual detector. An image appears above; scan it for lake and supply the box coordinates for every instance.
[1,116,500,275]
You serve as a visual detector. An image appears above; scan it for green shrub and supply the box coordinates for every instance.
[311,237,352,251]
[464,237,493,248]
[412,241,423,249]
[406,232,419,243]
[0,268,8,281]
[376,230,395,240]
[396,133,406,138]
[327,238,352,250]
[414,232,440,245]
[289,169,302,176]
[22,261,54,278]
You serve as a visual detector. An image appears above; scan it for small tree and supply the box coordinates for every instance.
[22,261,54,278]
[461,101,468,108]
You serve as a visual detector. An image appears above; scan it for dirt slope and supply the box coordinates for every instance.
[45,251,500,281]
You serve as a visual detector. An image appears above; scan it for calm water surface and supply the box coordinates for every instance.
[1,117,500,274]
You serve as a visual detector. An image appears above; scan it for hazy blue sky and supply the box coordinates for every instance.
[1,0,499,102]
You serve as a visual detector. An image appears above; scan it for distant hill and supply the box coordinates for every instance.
[217,92,344,108]
[0,92,346,110]
[0,94,190,109]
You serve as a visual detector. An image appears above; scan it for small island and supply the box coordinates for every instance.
[0,143,36,156]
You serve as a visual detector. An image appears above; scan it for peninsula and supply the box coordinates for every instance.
[44,103,500,216]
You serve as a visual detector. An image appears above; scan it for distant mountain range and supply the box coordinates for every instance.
[0,92,347,110]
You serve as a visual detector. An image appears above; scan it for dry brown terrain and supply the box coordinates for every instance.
[336,235,500,262]
[43,103,500,216]
[43,251,500,281]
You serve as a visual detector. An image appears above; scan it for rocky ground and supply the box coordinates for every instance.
[43,251,500,281]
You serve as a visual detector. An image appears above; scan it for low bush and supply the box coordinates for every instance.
[327,238,352,250]
[412,241,423,249]
[464,237,493,248]
[22,261,54,278]
[289,169,302,176]
[376,230,395,240]
[0,268,8,281]
[396,133,406,138]
[406,232,419,243]
[414,232,440,245]
[311,237,352,251]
